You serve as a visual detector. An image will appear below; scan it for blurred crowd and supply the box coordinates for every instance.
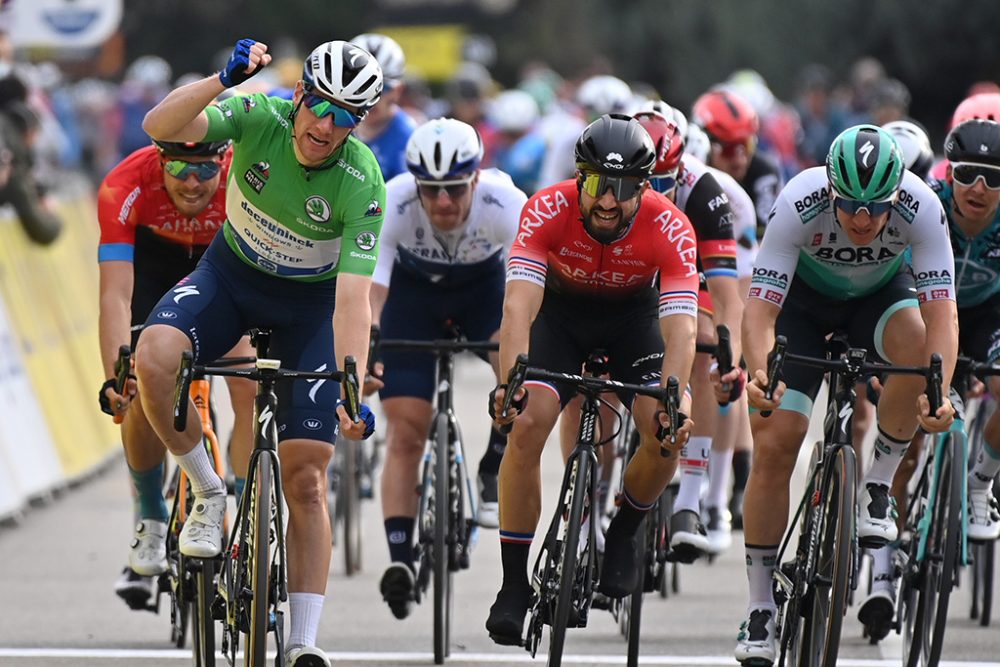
[5,28,1000,244]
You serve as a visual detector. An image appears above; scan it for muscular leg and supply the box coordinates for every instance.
[380,397,434,566]
[223,336,257,493]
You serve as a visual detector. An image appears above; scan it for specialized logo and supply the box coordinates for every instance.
[356,231,377,251]
[365,200,382,217]
[859,140,875,167]
[172,285,200,303]
[305,196,331,223]
[157,310,177,319]
[306,363,327,403]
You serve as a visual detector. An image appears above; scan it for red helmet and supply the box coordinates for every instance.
[951,93,1000,128]
[691,90,759,144]
[634,111,683,177]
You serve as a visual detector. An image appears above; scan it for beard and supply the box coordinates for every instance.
[582,203,628,244]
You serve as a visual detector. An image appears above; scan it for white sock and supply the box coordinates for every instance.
[675,436,711,513]
[288,592,325,649]
[175,446,225,497]
[864,426,909,486]
[707,447,734,510]
[970,440,1000,490]
[745,544,778,610]
[869,545,896,595]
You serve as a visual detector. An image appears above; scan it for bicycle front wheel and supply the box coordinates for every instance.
[926,432,963,665]
[548,453,592,667]
[798,444,856,667]
[624,515,648,667]
[247,451,274,667]
[190,557,216,667]
[432,413,451,664]
[341,438,363,576]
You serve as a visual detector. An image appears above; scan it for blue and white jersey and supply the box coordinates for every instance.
[375,168,527,288]
[361,109,418,182]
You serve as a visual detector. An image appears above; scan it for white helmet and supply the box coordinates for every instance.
[576,75,632,115]
[350,33,406,84]
[489,90,539,133]
[126,55,172,88]
[405,118,484,180]
[303,40,383,111]
[882,120,934,179]
[685,123,712,163]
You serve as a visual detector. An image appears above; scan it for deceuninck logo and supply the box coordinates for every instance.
[305,196,331,223]
[356,231,377,251]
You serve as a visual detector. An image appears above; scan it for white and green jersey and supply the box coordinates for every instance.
[203,93,385,281]
[750,167,955,306]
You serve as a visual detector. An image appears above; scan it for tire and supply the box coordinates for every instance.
[979,539,995,626]
[191,558,216,667]
[247,452,273,667]
[625,515,648,667]
[433,414,450,665]
[547,453,592,667]
[797,445,856,667]
[925,433,963,664]
[342,438,363,576]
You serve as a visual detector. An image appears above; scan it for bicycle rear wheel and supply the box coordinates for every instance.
[190,557,216,667]
[548,453,592,667]
[432,413,451,664]
[247,451,274,667]
[926,432,963,664]
[797,445,856,667]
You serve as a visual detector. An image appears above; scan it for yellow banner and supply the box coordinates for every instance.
[377,24,466,82]
[0,194,119,477]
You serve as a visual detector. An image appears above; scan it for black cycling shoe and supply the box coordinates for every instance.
[598,520,640,598]
[379,563,416,620]
[668,509,709,564]
[486,584,532,646]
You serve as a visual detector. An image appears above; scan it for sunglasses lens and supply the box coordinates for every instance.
[165,160,220,181]
[953,163,1000,189]
[580,172,645,200]
[304,92,359,128]
[834,197,893,216]
[417,181,471,199]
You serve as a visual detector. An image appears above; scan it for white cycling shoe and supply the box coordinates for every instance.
[179,494,226,558]
[968,485,1000,542]
[129,519,168,576]
[735,607,776,666]
[285,645,331,667]
[858,482,898,547]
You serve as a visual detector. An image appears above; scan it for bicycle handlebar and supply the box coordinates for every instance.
[499,353,682,450]
[759,335,944,418]
[378,338,499,354]
[173,353,361,432]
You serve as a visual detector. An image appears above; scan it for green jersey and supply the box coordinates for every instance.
[203,93,385,282]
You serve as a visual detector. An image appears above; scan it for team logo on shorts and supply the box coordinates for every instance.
[365,199,383,217]
[302,418,323,431]
[305,196,331,223]
[355,231,377,251]
[157,310,177,319]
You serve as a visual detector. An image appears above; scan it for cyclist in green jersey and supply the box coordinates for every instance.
[135,38,384,666]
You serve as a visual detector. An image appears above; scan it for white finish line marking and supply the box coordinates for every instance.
[0,650,997,666]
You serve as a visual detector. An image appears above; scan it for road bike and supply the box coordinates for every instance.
[376,335,496,664]
[764,334,943,667]
[173,329,361,667]
[501,353,680,667]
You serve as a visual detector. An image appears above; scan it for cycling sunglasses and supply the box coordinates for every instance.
[710,135,757,159]
[302,89,362,128]
[416,177,473,199]
[163,159,221,181]
[952,162,1000,190]
[649,170,678,195]
[579,171,646,201]
[833,195,895,217]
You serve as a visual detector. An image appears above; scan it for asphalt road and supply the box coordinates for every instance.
[1,357,998,666]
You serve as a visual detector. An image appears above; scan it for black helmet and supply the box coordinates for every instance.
[944,119,1000,168]
[153,139,231,158]
[574,113,656,178]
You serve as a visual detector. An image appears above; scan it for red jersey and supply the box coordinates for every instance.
[97,145,232,262]
[506,181,699,318]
